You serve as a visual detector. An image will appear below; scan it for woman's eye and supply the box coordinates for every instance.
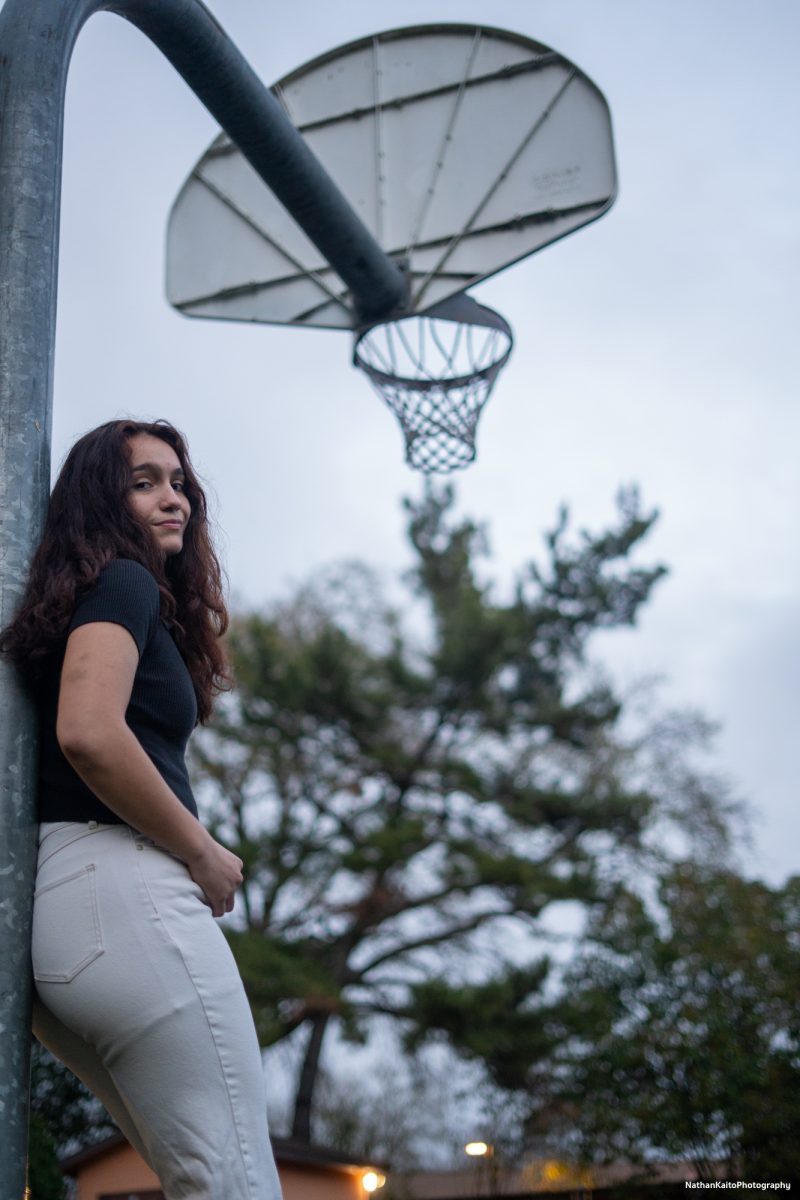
[173,481,185,493]
[133,480,152,490]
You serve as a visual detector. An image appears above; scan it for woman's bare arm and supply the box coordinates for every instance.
[56,621,241,916]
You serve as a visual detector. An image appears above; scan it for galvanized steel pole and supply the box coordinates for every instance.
[0,1,407,1194]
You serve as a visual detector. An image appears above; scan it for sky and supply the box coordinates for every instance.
[7,0,798,882]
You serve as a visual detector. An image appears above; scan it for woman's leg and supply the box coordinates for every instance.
[32,994,156,1168]
[32,822,282,1200]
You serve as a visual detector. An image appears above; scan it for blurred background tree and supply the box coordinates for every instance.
[537,866,800,1182]
[191,484,740,1143]
[415,864,800,1183]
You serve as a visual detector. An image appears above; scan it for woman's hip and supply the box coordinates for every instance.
[33,822,278,1199]
[32,819,239,1039]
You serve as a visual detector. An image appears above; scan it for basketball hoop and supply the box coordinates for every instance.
[353,294,513,473]
[168,24,617,472]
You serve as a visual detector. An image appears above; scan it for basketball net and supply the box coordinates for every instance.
[353,293,513,473]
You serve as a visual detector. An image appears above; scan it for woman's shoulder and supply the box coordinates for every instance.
[69,558,162,650]
[90,558,161,607]
[97,558,159,591]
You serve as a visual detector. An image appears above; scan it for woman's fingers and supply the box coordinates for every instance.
[187,839,243,915]
[206,890,236,918]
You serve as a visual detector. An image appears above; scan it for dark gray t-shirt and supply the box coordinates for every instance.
[38,558,199,824]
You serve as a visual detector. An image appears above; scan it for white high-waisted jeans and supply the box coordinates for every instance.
[32,821,283,1200]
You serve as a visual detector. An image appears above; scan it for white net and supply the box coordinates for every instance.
[353,296,513,473]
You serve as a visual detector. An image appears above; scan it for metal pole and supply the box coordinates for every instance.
[0,2,408,1194]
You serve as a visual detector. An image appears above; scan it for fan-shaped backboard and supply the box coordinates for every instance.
[167,24,617,331]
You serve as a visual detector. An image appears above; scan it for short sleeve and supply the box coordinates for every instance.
[67,560,160,657]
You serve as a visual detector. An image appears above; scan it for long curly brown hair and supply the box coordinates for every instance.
[0,419,230,722]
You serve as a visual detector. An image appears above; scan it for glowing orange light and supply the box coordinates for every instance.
[362,1169,387,1192]
[465,1141,492,1157]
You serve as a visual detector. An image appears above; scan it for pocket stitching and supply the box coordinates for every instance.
[37,823,105,869]
[33,864,104,983]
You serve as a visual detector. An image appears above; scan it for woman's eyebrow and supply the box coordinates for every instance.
[131,462,185,476]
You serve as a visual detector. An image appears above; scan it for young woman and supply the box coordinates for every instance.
[1,419,282,1200]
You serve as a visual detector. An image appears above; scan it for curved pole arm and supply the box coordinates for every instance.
[111,0,409,323]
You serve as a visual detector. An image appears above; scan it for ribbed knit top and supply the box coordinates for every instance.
[38,559,199,824]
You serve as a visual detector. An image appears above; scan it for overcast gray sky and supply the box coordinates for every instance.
[11,0,798,881]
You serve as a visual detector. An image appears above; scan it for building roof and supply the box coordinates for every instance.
[60,1130,384,1177]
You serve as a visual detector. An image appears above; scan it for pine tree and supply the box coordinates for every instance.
[192,485,709,1141]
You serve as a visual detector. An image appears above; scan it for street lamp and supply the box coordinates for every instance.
[361,1169,387,1193]
[465,1140,496,1197]
[465,1142,493,1158]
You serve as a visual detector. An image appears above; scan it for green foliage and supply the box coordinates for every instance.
[518,867,800,1181]
[226,929,348,1044]
[403,964,556,1092]
[27,1111,67,1200]
[29,1042,117,1172]
[192,484,732,1136]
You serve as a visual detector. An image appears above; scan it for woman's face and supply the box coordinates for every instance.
[126,433,191,557]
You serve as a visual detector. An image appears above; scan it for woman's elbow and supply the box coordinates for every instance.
[56,717,126,767]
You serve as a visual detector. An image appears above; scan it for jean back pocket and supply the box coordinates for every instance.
[32,864,104,983]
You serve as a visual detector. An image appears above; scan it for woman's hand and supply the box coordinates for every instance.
[186,838,244,917]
